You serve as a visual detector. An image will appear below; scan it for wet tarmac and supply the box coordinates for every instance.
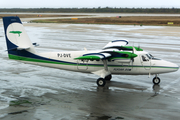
[0,16,180,120]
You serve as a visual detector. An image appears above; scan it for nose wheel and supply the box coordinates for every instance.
[152,76,161,85]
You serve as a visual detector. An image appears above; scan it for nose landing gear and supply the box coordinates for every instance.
[152,75,161,85]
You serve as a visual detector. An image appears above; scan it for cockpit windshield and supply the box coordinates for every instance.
[146,54,154,59]
[142,53,160,61]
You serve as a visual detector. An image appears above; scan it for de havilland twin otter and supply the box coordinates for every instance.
[2,16,179,86]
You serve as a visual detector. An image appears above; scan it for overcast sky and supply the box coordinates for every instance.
[0,0,180,8]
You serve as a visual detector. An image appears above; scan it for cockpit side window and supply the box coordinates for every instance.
[142,55,149,61]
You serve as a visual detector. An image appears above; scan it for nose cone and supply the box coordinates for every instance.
[162,60,179,73]
[152,60,179,74]
[170,63,179,72]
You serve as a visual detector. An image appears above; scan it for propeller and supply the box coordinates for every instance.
[132,43,135,62]
[131,47,137,66]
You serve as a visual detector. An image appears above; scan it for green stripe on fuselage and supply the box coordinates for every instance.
[8,54,178,70]
[8,54,76,66]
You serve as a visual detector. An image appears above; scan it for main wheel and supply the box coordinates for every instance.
[97,78,106,87]
[152,77,161,85]
[105,74,112,81]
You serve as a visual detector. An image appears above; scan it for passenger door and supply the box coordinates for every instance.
[141,54,151,70]
[76,60,88,70]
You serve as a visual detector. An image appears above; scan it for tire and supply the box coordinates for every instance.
[105,74,112,81]
[153,77,160,85]
[97,78,106,87]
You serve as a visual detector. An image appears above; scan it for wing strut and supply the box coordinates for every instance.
[93,59,112,87]
[102,59,108,71]
[92,59,111,79]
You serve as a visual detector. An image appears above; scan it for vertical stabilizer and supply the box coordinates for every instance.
[3,16,36,59]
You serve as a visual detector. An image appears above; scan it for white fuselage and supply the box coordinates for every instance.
[21,50,179,75]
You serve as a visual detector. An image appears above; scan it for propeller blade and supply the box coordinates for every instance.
[132,47,137,54]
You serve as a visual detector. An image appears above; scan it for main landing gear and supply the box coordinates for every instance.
[97,78,106,87]
[152,75,161,85]
[96,59,112,87]
[97,74,112,87]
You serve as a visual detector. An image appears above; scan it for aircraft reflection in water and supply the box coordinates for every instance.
[153,85,160,95]
[2,16,179,86]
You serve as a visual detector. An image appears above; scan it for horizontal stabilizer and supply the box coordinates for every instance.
[17,47,30,50]
[6,46,30,51]
[32,43,39,47]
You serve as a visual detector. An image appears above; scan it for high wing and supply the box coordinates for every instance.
[74,51,138,62]
[103,40,143,51]
[103,40,129,49]
[74,40,139,62]
[74,40,138,79]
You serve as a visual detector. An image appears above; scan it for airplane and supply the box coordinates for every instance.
[2,16,179,87]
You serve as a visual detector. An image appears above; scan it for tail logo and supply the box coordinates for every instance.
[9,31,22,37]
